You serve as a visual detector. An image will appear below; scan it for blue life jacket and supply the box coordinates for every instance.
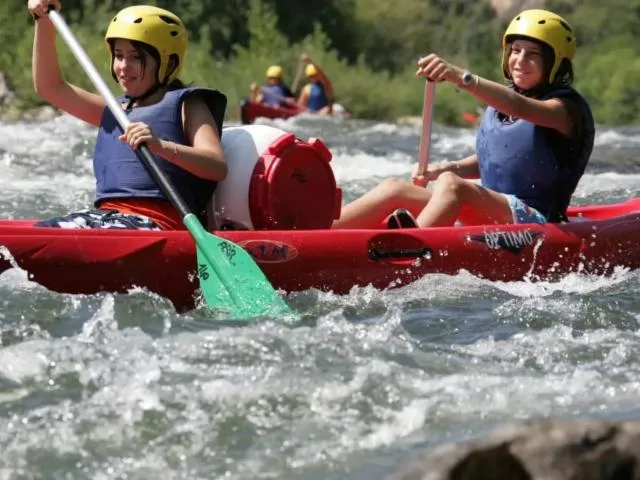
[261,84,294,107]
[306,81,329,112]
[93,87,226,224]
[476,87,594,221]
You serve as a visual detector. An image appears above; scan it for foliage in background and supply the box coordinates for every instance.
[1,0,639,125]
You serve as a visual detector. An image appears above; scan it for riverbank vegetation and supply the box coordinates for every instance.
[1,0,639,125]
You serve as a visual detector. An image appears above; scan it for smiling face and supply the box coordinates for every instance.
[507,39,546,90]
[111,39,159,97]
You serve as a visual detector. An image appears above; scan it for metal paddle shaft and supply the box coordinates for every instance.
[47,9,295,321]
[417,81,436,174]
[291,61,305,94]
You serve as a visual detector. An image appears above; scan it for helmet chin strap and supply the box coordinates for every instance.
[508,78,552,99]
[124,82,164,110]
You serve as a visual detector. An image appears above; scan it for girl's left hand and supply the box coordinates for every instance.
[416,53,464,86]
[119,122,161,152]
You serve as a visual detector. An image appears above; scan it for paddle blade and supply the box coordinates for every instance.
[194,243,236,312]
[193,227,296,321]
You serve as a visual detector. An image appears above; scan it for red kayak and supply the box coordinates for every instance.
[240,98,302,124]
[1,198,640,311]
[239,98,351,124]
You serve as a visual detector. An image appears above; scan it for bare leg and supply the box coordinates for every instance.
[332,178,433,229]
[416,172,513,227]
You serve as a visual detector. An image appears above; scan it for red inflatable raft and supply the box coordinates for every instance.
[1,125,639,311]
[240,98,301,124]
[239,98,350,124]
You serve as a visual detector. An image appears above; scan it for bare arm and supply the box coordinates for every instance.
[413,154,480,187]
[436,154,480,180]
[416,53,574,137]
[460,77,573,136]
[151,95,227,181]
[249,82,261,102]
[297,84,310,108]
[32,17,105,127]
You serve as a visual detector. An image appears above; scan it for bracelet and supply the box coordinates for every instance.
[172,142,179,160]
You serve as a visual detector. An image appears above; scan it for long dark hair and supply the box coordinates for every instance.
[131,40,186,90]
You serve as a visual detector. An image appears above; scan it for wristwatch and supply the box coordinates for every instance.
[461,70,475,87]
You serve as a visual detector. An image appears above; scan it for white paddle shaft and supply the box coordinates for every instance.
[417,81,436,174]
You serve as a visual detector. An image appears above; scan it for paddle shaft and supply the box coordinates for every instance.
[417,81,436,173]
[48,10,192,221]
[291,61,304,94]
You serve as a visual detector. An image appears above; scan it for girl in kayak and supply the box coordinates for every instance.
[332,9,594,229]
[28,0,227,230]
[249,65,297,108]
[296,53,334,115]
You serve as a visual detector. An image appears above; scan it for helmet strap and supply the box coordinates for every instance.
[123,82,164,110]
[507,79,552,99]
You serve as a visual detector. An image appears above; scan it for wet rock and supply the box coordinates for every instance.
[20,106,59,123]
[389,418,640,480]
[396,116,422,128]
[0,71,14,105]
[0,70,61,123]
[0,104,60,124]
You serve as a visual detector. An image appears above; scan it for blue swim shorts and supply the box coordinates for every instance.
[502,195,547,224]
[34,209,162,230]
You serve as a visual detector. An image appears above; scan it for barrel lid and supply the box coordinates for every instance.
[248,133,341,229]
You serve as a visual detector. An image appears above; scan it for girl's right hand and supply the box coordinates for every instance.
[27,0,61,21]
[412,163,442,187]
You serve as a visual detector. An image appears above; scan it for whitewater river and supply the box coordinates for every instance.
[0,112,639,479]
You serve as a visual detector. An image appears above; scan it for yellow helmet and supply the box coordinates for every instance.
[105,6,188,84]
[305,64,318,77]
[265,65,283,78]
[502,9,576,83]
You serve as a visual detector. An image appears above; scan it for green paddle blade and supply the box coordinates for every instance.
[185,215,296,321]
[194,243,236,311]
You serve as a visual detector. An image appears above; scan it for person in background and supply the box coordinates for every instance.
[332,9,594,230]
[28,0,227,231]
[296,53,333,115]
[249,65,297,108]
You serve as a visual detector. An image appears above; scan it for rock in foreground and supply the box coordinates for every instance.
[389,418,640,480]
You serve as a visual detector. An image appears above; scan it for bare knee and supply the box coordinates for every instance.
[433,172,473,199]
[377,177,412,198]
[434,171,462,191]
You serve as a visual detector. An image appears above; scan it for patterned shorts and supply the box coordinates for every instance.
[34,209,162,230]
[502,195,547,224]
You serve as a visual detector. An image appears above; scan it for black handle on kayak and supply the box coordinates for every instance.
[368,247,433,261]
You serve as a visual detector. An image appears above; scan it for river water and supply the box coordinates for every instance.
[0,113,639,479]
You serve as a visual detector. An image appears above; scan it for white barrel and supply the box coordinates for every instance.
[211,125,341,231]
[214,125,286,230]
